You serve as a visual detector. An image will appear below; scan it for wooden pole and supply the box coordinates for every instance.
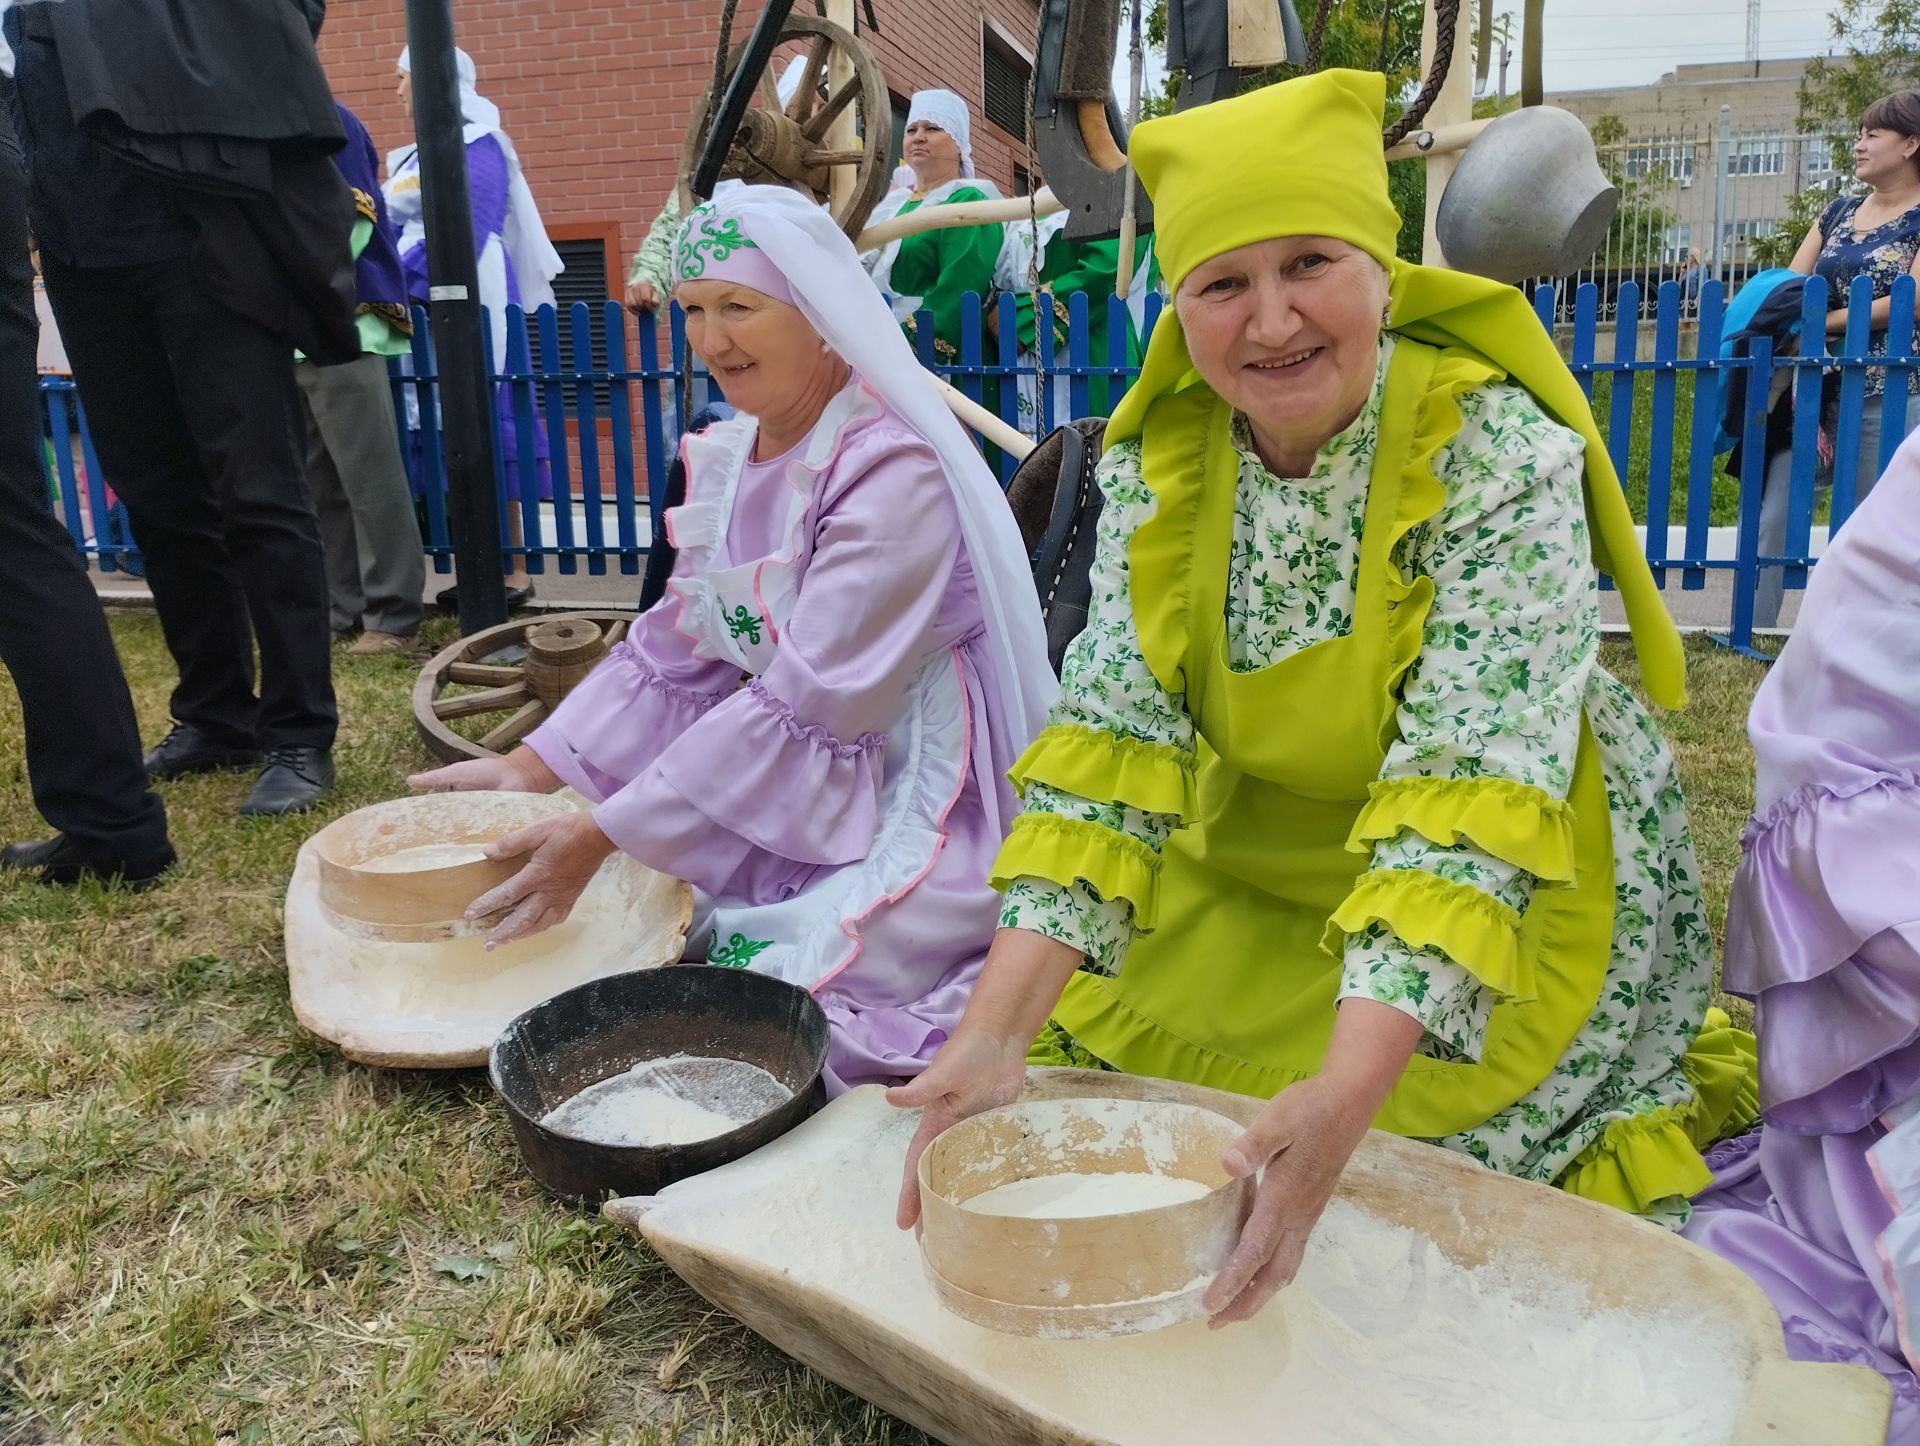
[929,377,1036,460]
[1419,0,1476,266]
[858,188,1064,252]
[404,0,506,632]
[825,0,858,213]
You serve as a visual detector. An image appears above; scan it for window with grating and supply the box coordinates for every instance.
[982,33,1029,139]
[890,93,909,171]
[527,236,612,407]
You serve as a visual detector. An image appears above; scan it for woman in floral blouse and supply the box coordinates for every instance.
[1788,89,1920,503]
[891,70,1760,1326]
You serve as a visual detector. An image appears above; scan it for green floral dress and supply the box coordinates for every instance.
[1001,337,1735,1219]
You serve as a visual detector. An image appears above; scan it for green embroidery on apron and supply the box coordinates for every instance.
[724,604,763,646]
[709,930,774,968]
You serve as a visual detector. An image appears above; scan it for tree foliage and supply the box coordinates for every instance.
[1798,0,1920,137]
[1748,181,1844,267]
[1587,113,1679,269]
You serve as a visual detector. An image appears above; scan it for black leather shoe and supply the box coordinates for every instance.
[144,722,263,781]
[238,747,335,817]
[435,584,535,612]
[0,834,177,890]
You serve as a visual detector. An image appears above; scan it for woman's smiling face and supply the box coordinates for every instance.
[1175,235,1389,471]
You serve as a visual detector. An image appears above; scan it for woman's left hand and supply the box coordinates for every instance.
[1201,1073,1379,1327]
[465,812,618,948]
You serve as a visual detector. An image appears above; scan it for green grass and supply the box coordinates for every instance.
[0,620,1769,1442]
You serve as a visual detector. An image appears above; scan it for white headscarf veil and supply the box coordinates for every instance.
[691,185,1055,742]
[906,88,977,178]
[393,45,564,330]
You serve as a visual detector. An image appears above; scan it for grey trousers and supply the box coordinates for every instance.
[1753,393,1910,628]
[296,353,426,637]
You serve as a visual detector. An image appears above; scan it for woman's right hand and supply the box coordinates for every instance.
[407,745,561,796]
[625,280,661,315]
[886,1026,1029,1230]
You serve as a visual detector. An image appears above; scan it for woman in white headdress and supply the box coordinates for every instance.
[860,88,1004,365]
[386,45,565,608]
[411,185,1055,1095]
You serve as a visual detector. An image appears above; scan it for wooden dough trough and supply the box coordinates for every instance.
[607,1068,1892,1446]
[285,791,692,1068]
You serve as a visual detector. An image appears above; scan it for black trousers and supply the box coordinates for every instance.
[39,253,337,753]
[0,102,168,860]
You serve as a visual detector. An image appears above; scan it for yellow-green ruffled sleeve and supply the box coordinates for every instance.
[1332,380,1595,1057]
[992,440,1196,958]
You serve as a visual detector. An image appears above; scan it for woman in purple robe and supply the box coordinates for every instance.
[1683,430,1920,1441]
[386,46,564,608]
[409,186,1055,1093]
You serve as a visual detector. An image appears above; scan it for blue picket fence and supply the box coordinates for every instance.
[39,274,1918,653]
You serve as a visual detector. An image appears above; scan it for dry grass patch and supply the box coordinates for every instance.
[0,616,1766,1443]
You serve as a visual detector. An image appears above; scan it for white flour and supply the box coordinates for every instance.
[963,1171,1211,1219]
[643,1088,1748,1446]
[542,1056,791,1148]
[356,842,493,873]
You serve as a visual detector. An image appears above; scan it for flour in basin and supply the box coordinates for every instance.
[542,1054,792,1148]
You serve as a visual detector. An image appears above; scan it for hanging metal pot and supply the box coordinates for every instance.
[1435,106,1619,283]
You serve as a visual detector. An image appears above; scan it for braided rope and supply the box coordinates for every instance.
[1381,0,1460,149]
[1305,0,1334,73]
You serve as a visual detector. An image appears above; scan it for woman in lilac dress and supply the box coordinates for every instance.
[410,186,1055,1092]
[1683,430,1920,1440]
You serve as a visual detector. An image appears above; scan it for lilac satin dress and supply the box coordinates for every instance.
[1682,430,1920,1440]
[526,380,1014,1092]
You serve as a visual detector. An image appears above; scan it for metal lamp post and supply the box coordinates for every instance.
[404,0,508,634]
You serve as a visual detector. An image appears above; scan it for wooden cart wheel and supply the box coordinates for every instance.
[676,15,890,240]
[413,612,634,763]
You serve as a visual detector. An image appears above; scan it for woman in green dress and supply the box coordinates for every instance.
[997,213,1161,424]
[859,88,1003,365]
[890,69,1759,1326]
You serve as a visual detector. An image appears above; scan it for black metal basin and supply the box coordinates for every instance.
[489,964,829,1204]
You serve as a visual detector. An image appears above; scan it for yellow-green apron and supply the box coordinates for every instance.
[1043,339,1619,1140]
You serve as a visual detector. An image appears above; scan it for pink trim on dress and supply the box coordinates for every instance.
[810,645,974,994]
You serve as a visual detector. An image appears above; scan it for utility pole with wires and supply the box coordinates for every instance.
[1746,0,1762,65]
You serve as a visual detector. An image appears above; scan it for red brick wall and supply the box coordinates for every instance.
[318,0,1040,296]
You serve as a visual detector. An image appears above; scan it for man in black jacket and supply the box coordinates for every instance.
[0,64,174,888]
[7,0,358,817]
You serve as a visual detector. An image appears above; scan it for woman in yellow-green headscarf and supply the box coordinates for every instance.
[889,68,1759,1323]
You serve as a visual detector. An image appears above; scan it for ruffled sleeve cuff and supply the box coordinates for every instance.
[1556,1008,1760,1214]
[639,678,885,867]
[1348,776,1577,885]
[1323,866,1534,1002]
[1008,723,1198,818]
[526,642,735,804]
[991,812,1164,931]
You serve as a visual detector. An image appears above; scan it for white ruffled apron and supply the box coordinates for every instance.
[666,395,970,994]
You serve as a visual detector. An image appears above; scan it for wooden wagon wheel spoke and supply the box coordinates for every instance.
[800,78,861,142]
[446,662,524,687]
[432,682,531,720]
[414,612,636,764]
[787,37,830,125]
[478,699,547,753]
[677,15,888,239]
